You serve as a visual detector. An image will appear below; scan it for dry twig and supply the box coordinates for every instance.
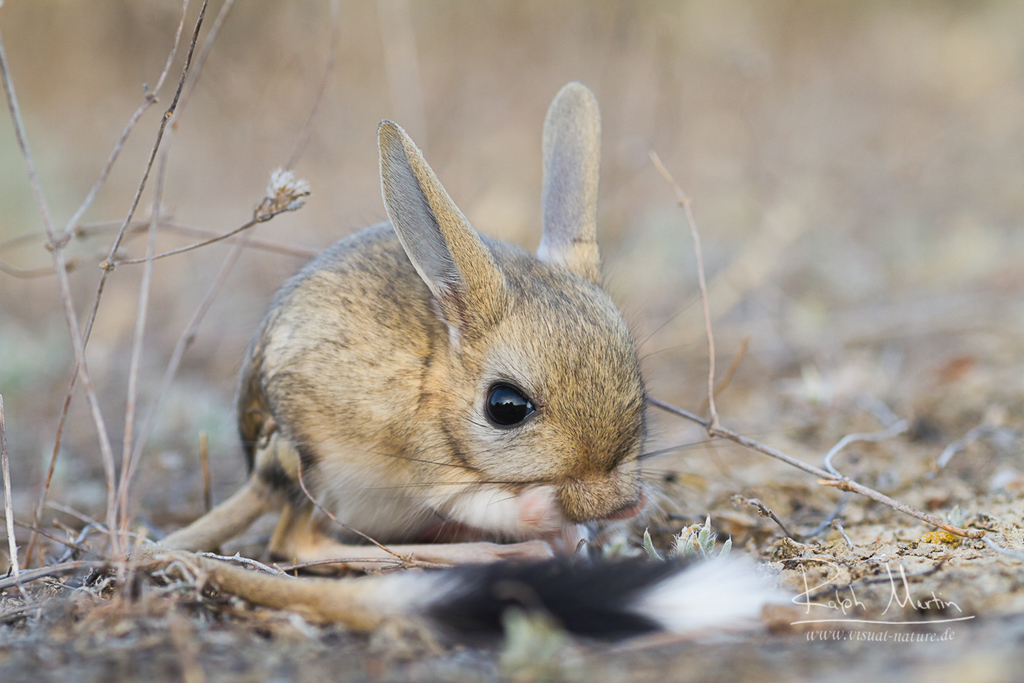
[19,0,206,565]
[110,206,304,267]
[294,457,429,567]
[648,153,984,541]
[0,258,73,279]
[116,153,168,538]
[647,398,982,539]
[0,24,122,556]
[0,560,106,592]
[935,423,1004,470]
[650,150,719,429]
[732,495,797,540]
[832,519,854,549]
[127,234,249,476]
[286,0,341,169]
[699,336,750,416]
[823,419,908,477]
[200,432,212,514]
[76,220,319,259]
[60,0,192,242]
[0,395,21,591]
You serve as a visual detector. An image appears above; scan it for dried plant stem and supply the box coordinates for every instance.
[294,457,417,565]
[286,0,341,170]
[647,397,983,539]
[0,560,106,592]
[650,150,719,429]
[176,0,235,119]
[1,515,89,554]
[128,234,248,475]
[647,150,984,541]
[276,557,419,572]
[111,209,296,266]
[99,0,207,273]
[60,0,190,240]
[376,0,429,150]
[22,3,209,564]
[823,419,909,477]
[199,432,212,513]
[76,220,318,259]
[17,1,205,563]
[0,395,20,587]
[115,152,168,540]
[0,26,122,557]
[936,423,1001,470]
[733,495,797,540]
[699,336,749,415]
[0,259,74,279]
[199,552,287,576]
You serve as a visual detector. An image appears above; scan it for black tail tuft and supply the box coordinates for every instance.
[427,558,690,640]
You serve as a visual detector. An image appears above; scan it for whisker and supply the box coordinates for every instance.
[379,452,479,471]
[265,438,480,472]
[635,295,702,351]
[636,439,720,461]
[355,479,529,492]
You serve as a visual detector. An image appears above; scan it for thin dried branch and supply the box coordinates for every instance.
[376,0,429,150]
[0,515,90,555]
[127,235,247,475]
[936,423,1003,470]
[0,230,44,252]
[648,149,984,542]
[76,220,318,259]
[815,476,981,538]
[0,560,105,592]
[1,395,20,588]
[823,419,908,477]
[119,174,307,498]
[46,502,105,531]
[198,552,287,576]
[111,206,301,267]
[647,397,983,539]
[286,0,341,170]
[981,536,1024,561]
[199,432,212,513]
[699,336,749,416]
[650,150,719,429]
[732,495,797,540]
[55,523,104,564]
[803,492,851,538]
[55,0,192,246]
[294,457,424,567]
[832,519,854,549]
[176,0,235,120]
[276,557,424,572]
[98,0,208,273]
[0,24,122,556]
[0,257,75,279]
[115,152,168,539]
[25,3,209,564]
[25,374,77,567]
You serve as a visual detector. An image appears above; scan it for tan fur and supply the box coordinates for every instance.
[161,82,647,569]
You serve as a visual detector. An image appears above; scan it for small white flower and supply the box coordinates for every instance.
[257,167,311,220]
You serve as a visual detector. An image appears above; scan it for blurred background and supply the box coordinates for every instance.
[0,1,1022,539]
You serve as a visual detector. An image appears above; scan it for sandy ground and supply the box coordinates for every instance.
[1,2,1023,681]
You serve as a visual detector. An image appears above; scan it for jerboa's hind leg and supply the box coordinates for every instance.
[268,502,554,572]
[160,475,272,552]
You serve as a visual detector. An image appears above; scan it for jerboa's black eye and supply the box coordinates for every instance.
[486,384,535,427]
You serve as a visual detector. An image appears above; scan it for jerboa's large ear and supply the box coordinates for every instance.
[537,81,602,285]
[379,121,506,334]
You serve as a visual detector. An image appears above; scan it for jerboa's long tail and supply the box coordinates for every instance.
[142,547,780,639]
